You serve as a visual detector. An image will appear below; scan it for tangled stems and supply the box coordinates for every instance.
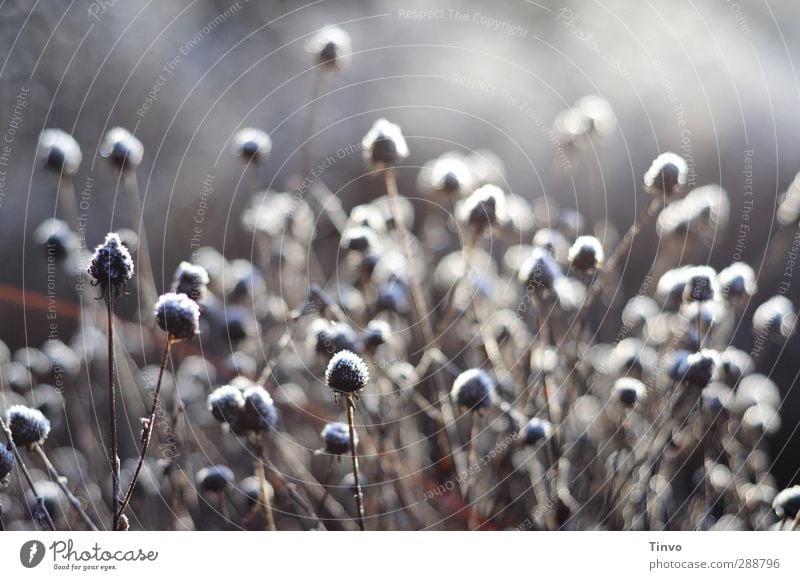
[107,291,121,531]
[0,417,55,531]
[116,338,172,522]
[31,443,98,530]
[345,395,366,531]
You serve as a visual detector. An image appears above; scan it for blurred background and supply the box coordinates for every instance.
[1,0,799,487]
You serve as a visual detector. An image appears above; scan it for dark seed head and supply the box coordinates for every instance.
[321,422,356,455]
[521,417,552,446]
[196,465,234,493]
[680,349,717,388]
[207,384,245,426]
[362,119,409,169]
[718,262,757,300]
[451,368,494,412]
[458,184,508,234]
[100,127,144,170]
[172,261,210,302]
[519,247,562,296]
[568,235,604,271]
[34,218,75,262]
[362,320,391,351]
[340,226,380,253]
[325,350,369,395]
[643,152,688,197]
[37,129,82,175]
[233,127,271,162]
[87,233,134,300]
[773,486,800,519]
[0,444,13,482]
[237,386,278,433]
[155,293,200,341]
[613,377,647,407]
[306,25,351,70]
[6,405,51,447]
[682,266,718,302]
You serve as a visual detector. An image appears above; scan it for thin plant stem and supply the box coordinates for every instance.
[0,418,55,531]
[57,175,80,231]
[252,437,276,531]
[31,443,98,530]
[346,395,366,531]
[315,455,336,516]
[107,291,120,531]
[117,338,172,519]
[122,171,158,325]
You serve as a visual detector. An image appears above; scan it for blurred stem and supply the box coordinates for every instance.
[252,437,276,531]
[117,338,172,520]
[0,418,55,531]
[57,175,80,231]
[122,170,158,325]
[107,292,120,531]
[31,443,98,530]
[346,396,366,531]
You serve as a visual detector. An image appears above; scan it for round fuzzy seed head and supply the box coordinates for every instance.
[568,235,604,271]
[362,118,409,169]
[457,184,508,234]
[340,226,380,253]
[718,262,757,300]
[6,405,51,447]
[321,422,357,455]
[451,368,494,412]
[87,233,134,300]
[656,267,690,311]
[521,417,552,446]
[155,293,200,341]
[362,320,391,350]
[37,128,82,175]
[418,153,474,197]
[0,444,13,482]
[238,386,278,433]
[311,320,359,355]
[681,350,717,388]
[643,152,688,197]
[773,486,800,519]
[196,465,234,493]
[207,384,245,425]
[682,266,718,302]
[172,261,210,302]
[100,127,144,170]
[34,218,76,262]
[753,295,796,341]
[325,350,369,395]
[306,25,351,70]
[519,247,562,296]
[233,127,271,162]
[613,377,647,407]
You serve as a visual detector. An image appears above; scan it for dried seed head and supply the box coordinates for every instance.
[310,320,359,355]
[87,233,135,300]
[6,405,51,447]
[753,295,796,341]
[457,184,508,234]
[100,127,144,170]
[321,422,357,455]
[325,350,369,395]
[233,127,271,162]
[375,277,409,315]
[34,218,76,262]
[237,386,278,433]
[718,262,757,301]
[37,129,82,175]
[362,319,391,350]
[718,347,753,386]
[613,377,647,407]
[772,486,800,519]
[451,368,494,412]
[656,266,690,311]
[702,382,734,415]
[207,384,246,425]
[519,247,562,296]
[418,153,474,197]
[521,417,552,446]
[172,261,210,302]
[196,465,234,493]
[361,119,409,169]
[306,25,351,70]
[0,444,13,482]
[568,235,604,271]
[155,292,200,341]
[340,226,380,253]
[680,349,717,388]
[682,265,718,302]
[643,152,688,197]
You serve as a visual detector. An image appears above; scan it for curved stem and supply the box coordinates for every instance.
[116,338,171,519]
[346,396,366,531]
[32,443,98,530]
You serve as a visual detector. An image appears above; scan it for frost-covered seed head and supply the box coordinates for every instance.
[0,444,13,482]
[643,152,688,197]
[172,261,210,302]
[34,218,75,262]
[196,465,234,493]
[718,262,757,300]
[521,417,552,446]
[325,350,369,395]
[37,129,82,175]
[306,25,351,70]
[519,247,562,295]
[362,320,391,350]
[238,386,278,433]
[361,119,409,169]
[458,184,508,234]
[772,486,800,519]
[321,422,356,455]
[207,385,245,425]
[682,266,718,302]
[613,377,647,407]
[340,226,379,253]
[87,233,135,300]
[100,127,144,169]
[451,368,494,411]
[680,350,717,388]
[568,235,604,271]
[233,127,271,162]
[6,405,51,447]
[155,293,200,341]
